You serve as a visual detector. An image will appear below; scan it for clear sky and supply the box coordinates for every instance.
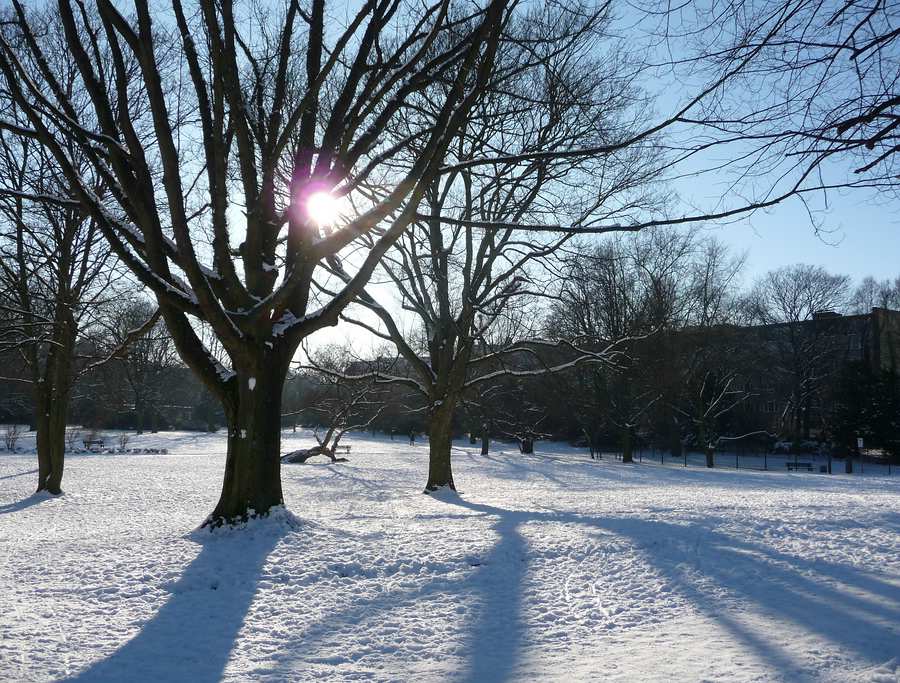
[700,187,898,287]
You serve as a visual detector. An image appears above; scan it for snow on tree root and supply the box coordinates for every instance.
[195,504,302,536]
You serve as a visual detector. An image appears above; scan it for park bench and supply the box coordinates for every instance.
[83,439,104,451]
[335,444,351,454]
[786,461,813,472]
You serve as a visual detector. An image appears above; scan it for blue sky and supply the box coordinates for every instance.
[703,187,898,286]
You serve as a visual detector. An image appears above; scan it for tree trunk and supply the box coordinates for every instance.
[621,427,634,463]
[34,319,75,495]
[135,395,145,434]
[670,431,682,459]
[205,363,285,527]
[34,385,70,495]
[520,436,534,454]
[425,402,456,492]
[481,423,489,455]
[698,422,715,467]
[34,394,52,492]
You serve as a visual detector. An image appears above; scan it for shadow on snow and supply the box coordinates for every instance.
[64,523,292,683]
[56,465,899,682]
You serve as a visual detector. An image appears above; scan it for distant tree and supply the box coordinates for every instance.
[850,276,900,314]
[745,264,852,439]
[830,362,900,461]
[669,240,754,465]
[287,345,388,462]
[747,265,851,323]
[98,298,176,433]
[548,230,700,462]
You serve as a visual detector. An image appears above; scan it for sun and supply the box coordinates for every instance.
[306,191,339,226]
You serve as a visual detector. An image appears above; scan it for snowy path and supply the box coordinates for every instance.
[1,431,899,682]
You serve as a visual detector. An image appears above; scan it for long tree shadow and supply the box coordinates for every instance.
[127,495,898,683]
[441,495,529,683]
[0,490,55,515]
[253,492,531,683]
[0,467,38,481]
[593,515,899,677]
[65,521,294,683]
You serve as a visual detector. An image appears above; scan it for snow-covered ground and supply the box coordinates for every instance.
[1,430,899,682]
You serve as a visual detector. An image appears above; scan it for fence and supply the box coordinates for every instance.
[607,447,898,477]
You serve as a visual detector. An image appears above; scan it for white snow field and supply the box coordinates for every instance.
[1,431,899,683]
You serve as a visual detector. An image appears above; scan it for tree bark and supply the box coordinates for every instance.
[34,384,70,495]
[481,423,490,455]
[205,362,285,526]
[670,431,682,459]
[621,427,634,463]
[699,423,715,467]
[34,315,75,495]
[135,394,145,434]
[425,402,456,491]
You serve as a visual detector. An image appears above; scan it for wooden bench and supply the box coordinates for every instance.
[786,461,813,472]
[83,439,105,450]
[335,444,351,454]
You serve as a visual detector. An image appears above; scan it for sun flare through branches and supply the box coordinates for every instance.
[306,191,340,227]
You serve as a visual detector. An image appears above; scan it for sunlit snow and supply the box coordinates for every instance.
[1,430,898,682]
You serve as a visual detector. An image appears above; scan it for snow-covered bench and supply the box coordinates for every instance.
[786,462,813,472]
[335,444,351,454]
[83,439,105,451]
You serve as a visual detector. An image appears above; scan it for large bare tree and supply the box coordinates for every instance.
[0,0,508,525]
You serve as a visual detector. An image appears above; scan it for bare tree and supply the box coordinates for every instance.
[549,230,699,461]
[0,121,119,493]
[284,346,387,463]
[747,265,851,323]
[0,0,508,524]
[547,230,752,462]
[678,0,900,199]
[850,276,900,314]
[745,264,851,440]
[319,3,663,490]
[93,298,177,433]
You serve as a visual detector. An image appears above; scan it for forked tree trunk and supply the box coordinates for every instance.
[205,362,285,526]
[425,402,456,492]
